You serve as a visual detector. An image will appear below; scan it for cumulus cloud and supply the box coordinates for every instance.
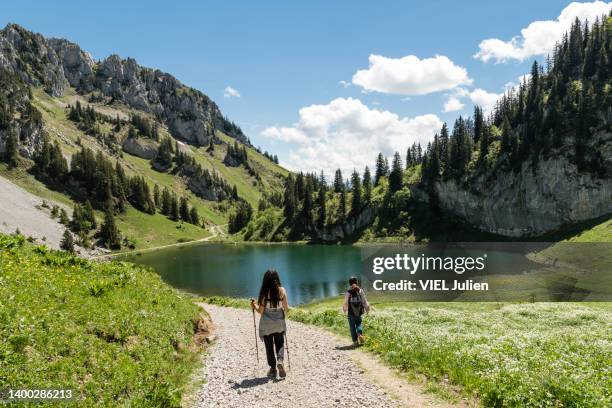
[468,88,503,115]
[443,95,465,112]
[443,87,502,115]
[338,80,351,88]
[351,54,472,95]
[223,86,241,98]
[261,97,442,175]
[475,1,612,63]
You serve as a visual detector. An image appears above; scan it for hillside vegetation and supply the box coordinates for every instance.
[0,233,207,406]
[245,14,612,243]
[0,23,288,251]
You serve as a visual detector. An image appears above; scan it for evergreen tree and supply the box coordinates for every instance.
[316,184,326,229]
[337,189,347,223]
[170,193,179,221]
[228,201,253,233]
[283,175,296,220]
[189,206,200,226]
[60,229,74,252]
[161,187,172,216]
[59,208,69,225]
[100,203,121,249]
[362,166,372,205]
[179,196,190,222]
[388,152,403,193]
[153,184,161,209]
[3,131,18,167]
[83,200,97,230]
[439,123,450,171]
[374,153,386,185]
[333,169,344,193]
[350,170,362,215]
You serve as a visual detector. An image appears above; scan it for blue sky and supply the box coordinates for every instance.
[3,1,610,174]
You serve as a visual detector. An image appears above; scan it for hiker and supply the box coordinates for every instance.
[342,276,370,346]
[251,269,289,378]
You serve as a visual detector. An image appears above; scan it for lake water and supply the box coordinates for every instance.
[121,242,550,304]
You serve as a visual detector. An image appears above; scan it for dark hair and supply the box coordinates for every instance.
[348,276,358,285]
[258,269,282,307]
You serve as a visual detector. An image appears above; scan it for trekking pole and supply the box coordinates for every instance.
[250,299,259,364]
[284,331,291,370]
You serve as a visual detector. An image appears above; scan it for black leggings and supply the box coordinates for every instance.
[263,332,285,368]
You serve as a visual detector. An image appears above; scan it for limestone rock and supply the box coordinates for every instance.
[122,137,158,160]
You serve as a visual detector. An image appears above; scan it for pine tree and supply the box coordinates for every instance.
[59,208,69,225]
[60,229,74,252]
[337,189,347,223]
[3,131,18,167]
[362,166,372,205]
[333,169,344,193]
[189,206,199,226]
[83,200,97,229]
[179,196,190,222]
[100,203,121,249]
[374,153,386,185]
[153,184,161,209]
[283,175,296,221]
[350,170,362,215]
[170,193,179,221]
[316,184,326,229]
[161,188,172,216]
[388,152,403,193]
[439,124,450,171]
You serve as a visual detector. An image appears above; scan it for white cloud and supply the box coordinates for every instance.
[338,80,351,88]
[223,86,241,98]
[443,95,465,112]
[261,97,442,175]
[443,87,502,115]
[352,54,472,95]
[468,88,503,115]
[475,1,612,63]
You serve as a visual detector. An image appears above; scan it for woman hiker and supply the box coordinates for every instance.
[251,269,289,379]
[342,276,370,346]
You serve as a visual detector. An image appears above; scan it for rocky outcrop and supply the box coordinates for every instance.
[181,164,230,202]
[0,23,248,147]
[122,137,158,160]
[47,38,94,88]
[415,133,612,237]
[316,207,377,242]
[0,68,45,158]
[0,24,68,96]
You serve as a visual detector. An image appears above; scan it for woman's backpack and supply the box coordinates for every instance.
[348,288,364,316]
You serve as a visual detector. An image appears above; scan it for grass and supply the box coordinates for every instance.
[293,299,612,407]
[115,207,211,251]
[0,233,207,407]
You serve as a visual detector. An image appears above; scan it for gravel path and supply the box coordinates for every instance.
[193,304,398,408]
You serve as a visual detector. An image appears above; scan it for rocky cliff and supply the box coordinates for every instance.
[414,132,612,237]
[316,207,377,242]
[0,23,247,148]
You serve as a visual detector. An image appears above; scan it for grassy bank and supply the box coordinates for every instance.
[201,296,611,407]
[0,234,207,407]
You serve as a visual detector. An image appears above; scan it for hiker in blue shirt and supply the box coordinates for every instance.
[342,277,370,346]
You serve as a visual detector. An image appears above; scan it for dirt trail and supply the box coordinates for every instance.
[191,304,463,408]
[101,223,227,258]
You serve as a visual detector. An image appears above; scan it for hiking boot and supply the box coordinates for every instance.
[353,341,359,347]
[358,334,364,345]
[267,368,277,378]
[277,363,286,378]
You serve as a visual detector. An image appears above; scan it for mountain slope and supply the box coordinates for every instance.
[0,24,287,251]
